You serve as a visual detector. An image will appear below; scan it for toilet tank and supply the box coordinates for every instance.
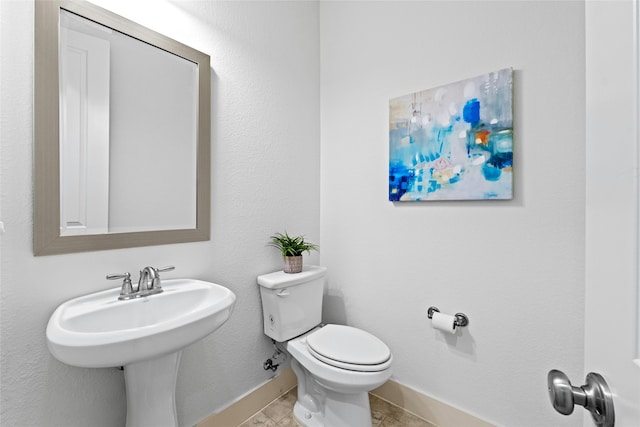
[257,266,327,342]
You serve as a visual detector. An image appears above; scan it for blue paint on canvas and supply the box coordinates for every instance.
[462,98,480,124]
[389,68,513,201]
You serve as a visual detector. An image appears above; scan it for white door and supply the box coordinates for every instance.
[59,24,110,236]
[583,0,640,426]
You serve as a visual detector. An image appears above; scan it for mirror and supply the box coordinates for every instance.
[34,0,210,255]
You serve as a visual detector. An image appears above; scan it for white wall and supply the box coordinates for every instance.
[0,1,320,426]
[319,2,585,426]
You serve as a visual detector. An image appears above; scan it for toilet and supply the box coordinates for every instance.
[257,266,393,427]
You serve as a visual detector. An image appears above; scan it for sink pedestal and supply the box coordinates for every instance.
[124,351,182,427]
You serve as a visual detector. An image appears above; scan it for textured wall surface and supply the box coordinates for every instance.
[0,1,319,426]
[2,1,590,426]
[319,1,585,426]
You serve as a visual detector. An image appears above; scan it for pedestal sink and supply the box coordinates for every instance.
[46,279,236,427]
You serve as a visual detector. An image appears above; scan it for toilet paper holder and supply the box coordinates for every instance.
[427,306,469,328]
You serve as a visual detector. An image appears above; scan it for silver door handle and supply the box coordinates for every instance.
[547,370,615,427]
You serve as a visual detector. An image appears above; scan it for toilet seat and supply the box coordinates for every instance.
[306,325,392,372]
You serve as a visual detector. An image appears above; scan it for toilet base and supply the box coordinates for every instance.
[291,358,373,427]
[293,390,371,427]
[293,401,323,427]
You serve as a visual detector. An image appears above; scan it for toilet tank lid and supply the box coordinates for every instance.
[257,266,327,289]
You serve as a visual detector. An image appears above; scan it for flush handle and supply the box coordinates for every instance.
[276,289,290,297]
[547,370,614,427]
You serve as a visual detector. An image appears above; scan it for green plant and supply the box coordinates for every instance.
[268,231,319,258]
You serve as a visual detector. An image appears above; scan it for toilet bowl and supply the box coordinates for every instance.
[257,266,393,427]
[286,325,392,426]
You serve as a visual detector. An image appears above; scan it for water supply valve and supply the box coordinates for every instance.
[263,340,286,372]
[263,358,278,372]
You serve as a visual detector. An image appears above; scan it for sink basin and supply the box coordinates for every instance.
[46,278,236,426]
[46,279,236,368]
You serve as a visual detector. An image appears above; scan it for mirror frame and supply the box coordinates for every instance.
[34,0,211,255]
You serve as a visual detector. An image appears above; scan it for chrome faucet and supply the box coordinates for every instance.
[138,266,158,294]
[107,266,175,300]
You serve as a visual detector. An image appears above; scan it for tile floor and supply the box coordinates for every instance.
[238,387,435,427]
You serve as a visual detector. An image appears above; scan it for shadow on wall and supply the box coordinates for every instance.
[437,327,477,361]
[322,289,347,326]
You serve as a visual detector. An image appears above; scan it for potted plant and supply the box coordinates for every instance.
[268,231,319,273]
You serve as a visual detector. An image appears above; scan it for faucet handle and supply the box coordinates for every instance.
[150,266,175,291]
[107,272,135,300]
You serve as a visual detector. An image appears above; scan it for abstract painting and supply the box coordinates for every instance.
[389,68,513,201]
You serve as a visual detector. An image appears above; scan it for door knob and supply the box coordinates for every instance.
[547,370,615,427]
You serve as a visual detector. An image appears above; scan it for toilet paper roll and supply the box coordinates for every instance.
[431,311,457,334]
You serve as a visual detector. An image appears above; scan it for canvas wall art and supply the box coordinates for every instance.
[389,68,513,201]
